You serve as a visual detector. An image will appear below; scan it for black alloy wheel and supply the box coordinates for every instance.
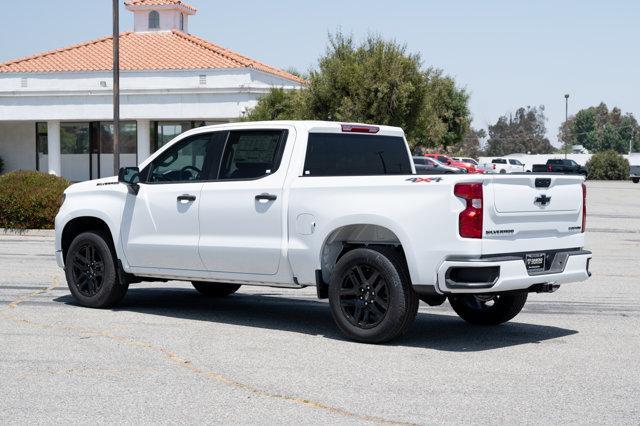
[70,242,105,297]
[328,247,419,343]
[65,231,128,308]
[338,264,390,329]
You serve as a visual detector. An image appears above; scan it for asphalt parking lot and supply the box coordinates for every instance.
[1,180,639,425]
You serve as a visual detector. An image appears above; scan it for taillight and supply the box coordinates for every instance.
[454,183,483,239]
[493,164,496,170]
[582,183,587,232]
[547,165,553,172]
[341,124,380,134]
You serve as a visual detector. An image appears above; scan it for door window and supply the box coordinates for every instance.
[218,130,287,180]
[146,132,226,183]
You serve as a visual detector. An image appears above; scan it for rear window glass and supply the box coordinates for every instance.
[492,159,507,164]
[304,133,412,176]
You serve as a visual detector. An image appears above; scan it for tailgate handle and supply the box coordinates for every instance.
[535,178,551,188]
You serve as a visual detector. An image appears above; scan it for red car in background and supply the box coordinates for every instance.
[423,154,484,173]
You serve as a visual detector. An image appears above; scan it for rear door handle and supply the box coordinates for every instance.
[177,194,197,202]
[255,193,277,202]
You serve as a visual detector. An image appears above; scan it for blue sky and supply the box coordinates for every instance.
[1,0,638,146]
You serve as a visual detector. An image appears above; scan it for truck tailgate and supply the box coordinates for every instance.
[482,174,585,255]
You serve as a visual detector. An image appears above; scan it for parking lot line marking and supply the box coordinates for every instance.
[0,278,417,426]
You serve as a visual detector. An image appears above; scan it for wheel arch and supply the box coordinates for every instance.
[61,216,116,262]
[318,221,415,287]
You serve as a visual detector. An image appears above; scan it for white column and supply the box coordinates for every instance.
[136,120,151,164]
[47,121,61,176]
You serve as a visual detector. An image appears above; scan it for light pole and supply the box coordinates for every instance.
[564,94,569,159]
[112,0,121,175]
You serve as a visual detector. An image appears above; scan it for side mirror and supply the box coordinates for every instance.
[118,167,140,194]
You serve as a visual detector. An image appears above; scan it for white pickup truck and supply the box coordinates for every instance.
[55,121,591,343]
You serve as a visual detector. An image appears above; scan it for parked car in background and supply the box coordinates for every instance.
[423,154,479,173]
[630,165,640,183]
[452,157,479,166]
[452,157,486,173]
[413,156,461,174]
[531,159,587,175]
[489,158,526,174]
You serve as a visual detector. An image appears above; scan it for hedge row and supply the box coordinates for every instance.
[0,171,70,229]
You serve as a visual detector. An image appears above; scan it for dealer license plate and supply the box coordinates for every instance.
[525,253,546,272]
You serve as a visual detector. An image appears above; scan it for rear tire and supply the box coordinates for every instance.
[499,169,507,174]
[65,231,128,308]
[328,247,419,343]
[191,282,241,297]
[448,292,527,325]
[632,178,639,184]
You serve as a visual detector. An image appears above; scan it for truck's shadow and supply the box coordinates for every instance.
[55,287,577,351]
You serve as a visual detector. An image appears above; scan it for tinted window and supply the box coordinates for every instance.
[218,130,286,180]
[437,156,450,163]
[492,159,507,164]
[413,157,426,165]
[304,133,411,176]
[147,132,226,183]
[548,159,562,164]
[509,159,523,165]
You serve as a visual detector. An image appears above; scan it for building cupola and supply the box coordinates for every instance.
[125,0,197,33]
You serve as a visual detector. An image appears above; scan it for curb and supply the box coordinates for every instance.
[1,228,55,237]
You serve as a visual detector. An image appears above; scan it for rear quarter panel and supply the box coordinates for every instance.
[286,174,482,286]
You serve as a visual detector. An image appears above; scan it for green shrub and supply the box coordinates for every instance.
[0,171,70,229]
[585,150,630,180]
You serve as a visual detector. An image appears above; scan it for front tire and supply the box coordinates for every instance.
[65,231,128,308]
[191,282,241,297]
[632,177,639,184]
[328,247,419,344]
[448,292,527,325]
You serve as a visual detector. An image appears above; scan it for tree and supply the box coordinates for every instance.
[455,128,486,158]
[585,150,630,180]
[485,106,554,156]
[559,103,639,154]
[242,88,309,121]
[246,33,471,150]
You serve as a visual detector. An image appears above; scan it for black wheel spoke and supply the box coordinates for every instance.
[339,263,389,329]
[71,242,105,297]
[373,296,388,310]
[340,287,358,296]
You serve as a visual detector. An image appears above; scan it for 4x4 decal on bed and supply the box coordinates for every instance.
[406,177,443,183]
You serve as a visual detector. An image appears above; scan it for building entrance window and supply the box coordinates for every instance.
[35,122,48,172]
[60,123,91,181]
[96,122,137,178]
[153,121,194,151]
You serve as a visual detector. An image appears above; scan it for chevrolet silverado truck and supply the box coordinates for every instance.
[55,121,592,343]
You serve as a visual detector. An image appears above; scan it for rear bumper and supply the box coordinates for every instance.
[436,249,592,294]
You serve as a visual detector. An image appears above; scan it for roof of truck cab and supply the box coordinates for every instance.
[184,121,406,137]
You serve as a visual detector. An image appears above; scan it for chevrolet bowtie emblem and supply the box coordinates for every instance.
[535,194,552,206]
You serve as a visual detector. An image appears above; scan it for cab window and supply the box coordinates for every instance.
[218,130,287,180]
[146,132,226,183]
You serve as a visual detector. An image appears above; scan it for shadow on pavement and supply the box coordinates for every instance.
[54,287,578,352]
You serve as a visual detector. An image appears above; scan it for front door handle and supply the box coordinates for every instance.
[255,193,277,202]
[177,194,196,202]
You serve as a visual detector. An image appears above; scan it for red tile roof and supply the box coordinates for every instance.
[125,0,197,13]
[0,30,304,83]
